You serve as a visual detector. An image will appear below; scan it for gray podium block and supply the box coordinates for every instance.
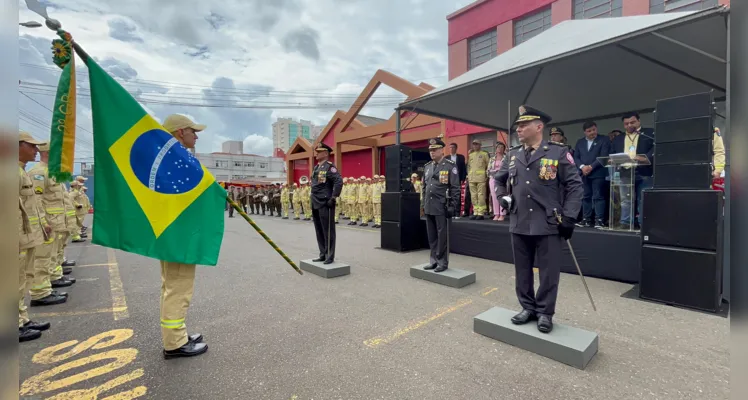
[410,264,476,288]
[300,259,350,278]
[474,307,598,370]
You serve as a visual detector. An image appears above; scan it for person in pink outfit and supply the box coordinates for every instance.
[488,142,507,221]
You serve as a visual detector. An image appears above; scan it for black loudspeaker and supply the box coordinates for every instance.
[381,221,421,252]
[642,190,723,251]
[655,92,712,122]
[385,145,413,192]
[640,244,722,312]
[653,164,712,189]
[381,192,420,223]
[654,139,711,165]
[654,117,712,143]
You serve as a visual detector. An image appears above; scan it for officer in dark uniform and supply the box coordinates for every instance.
[495,105,583,333]
[421,138,460,273]
[247,185,257,214]
[311,143,343,264]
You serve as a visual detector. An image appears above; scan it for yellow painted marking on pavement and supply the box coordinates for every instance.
[45,369,147,400]
[77,262,117,268]
[32,307,128,318]
[364,298,474,348]
[20,349,138,396]
[481,287,498,296]
[107,248,129,320]
[33,329,133,364]
[77,277,100,282]
[290,396,298,400]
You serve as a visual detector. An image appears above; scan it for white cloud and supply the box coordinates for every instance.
[17,0,474,163]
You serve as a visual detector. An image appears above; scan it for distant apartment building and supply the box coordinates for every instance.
[196,141,286,182]
[221,140,244,154]
[272,118,315,152]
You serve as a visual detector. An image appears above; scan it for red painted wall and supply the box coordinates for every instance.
[551,0,573,25]
[448,0,556,45]
[292,159,310,183]
[624,0,650,15]
[496,21,513,54]
[322,120,339,148]
[342,149,372,179]
[448,39,469,79]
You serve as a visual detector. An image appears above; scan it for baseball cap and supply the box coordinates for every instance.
[162,114,206,133]
[38,143,50,152]
[19,131,46,145]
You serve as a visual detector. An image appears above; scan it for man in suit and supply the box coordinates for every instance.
[446,142,467,217]
[573,121,611,228]
[612,112,655,229]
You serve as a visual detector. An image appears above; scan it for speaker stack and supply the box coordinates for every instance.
[640,92,724,312]
[381,144,424,251]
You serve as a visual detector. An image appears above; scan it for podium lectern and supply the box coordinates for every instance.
[598,153,651,232]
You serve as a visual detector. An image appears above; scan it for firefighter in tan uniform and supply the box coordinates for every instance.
[340,178,349,219]
[70,176,89,238]
[68,181,86,242]
[467,139,490,220]
[357,176,371,226]
[411,173,423,199]
[303,180,313,220]
[29,143,76,290]
[292,183,302,220]
[19,132,59,342]
[347,177,359,224]
[713,128,726,179]
[159,114,208,359]
[281,183,291,219]
[371,174,384,228]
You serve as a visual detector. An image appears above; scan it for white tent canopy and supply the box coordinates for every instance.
[400,7,728,130]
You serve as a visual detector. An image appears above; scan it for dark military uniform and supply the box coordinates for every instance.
[495,105,583,333]
[311,144,343,263]
[228,188,236,218]
[421,138,461,272]
[247,187,257,214]
[273,184,282,216]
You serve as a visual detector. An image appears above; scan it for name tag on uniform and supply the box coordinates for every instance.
[318,171,327,183]
[439,170,448,184]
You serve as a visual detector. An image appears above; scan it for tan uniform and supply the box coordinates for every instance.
[413,180,423,201]
[341,183,350,218]
[357,183,371,223]
[281,187,291,218]
[372,181,384,225]
[70,187,87,234]
[292,187,303,219]
[302,185,312,219]
[29,161,69,292]
[467,149,490,216]
[713,130,725,176]
[19,163,47,326]
[58,186,78,279]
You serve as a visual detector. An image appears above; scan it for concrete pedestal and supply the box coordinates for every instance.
[300,259,350,278]
[473,307,598,370]
[410,264,476,288]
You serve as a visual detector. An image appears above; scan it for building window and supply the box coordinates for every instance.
[260,163,267,169]
[215,160,228,168]
[514,8,552,46]
[468,29,497,70]
[234,161,243,167]
[244,162,254,167]
[573,0,623,19]
[649,0,717,13]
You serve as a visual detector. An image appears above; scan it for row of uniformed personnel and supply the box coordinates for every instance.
[339,175,386,228]
[227,182,316,220]
[19,132,91,342]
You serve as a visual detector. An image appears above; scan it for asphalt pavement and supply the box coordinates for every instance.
[19,213,729,400]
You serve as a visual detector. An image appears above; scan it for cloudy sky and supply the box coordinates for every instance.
[18,0,473,165]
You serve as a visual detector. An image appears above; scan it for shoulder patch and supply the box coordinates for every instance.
[330,166,337,173]
[566,152,575,165]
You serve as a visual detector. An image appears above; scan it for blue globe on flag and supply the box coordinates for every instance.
[130,129,203,194]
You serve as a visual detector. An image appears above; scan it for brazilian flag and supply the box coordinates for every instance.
[86,57,225,265]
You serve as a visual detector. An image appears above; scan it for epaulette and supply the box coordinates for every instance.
[510,144,522,151]
[548,141,565,146]
[425,160,434,166]
[444,158,455,164]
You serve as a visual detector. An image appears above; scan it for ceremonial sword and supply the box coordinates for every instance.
[555,210,597,312]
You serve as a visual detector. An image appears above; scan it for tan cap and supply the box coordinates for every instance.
[366,177,372,181]
[76,175,88,181]
[411,173,418,178]
[82,186,88,190]
[19,131,46,145]
[70,181,80,186]
[38,143,50,152]
[379,175,385,179]
[162,114,206,133]
[373,174,380,179]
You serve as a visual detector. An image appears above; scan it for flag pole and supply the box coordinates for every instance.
[227,197,303,275]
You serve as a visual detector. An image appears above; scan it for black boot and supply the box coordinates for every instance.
[511,309,537,325]
[30,293,67,307]
[537,315,553,333]
[323,258,334,265]
[63,267,73,275]
[188,333,203,343]
[312,256,325,262]
[434,265,448,273]
[423,263,437,270]
[51,278,74,288]
[62,260,76,267]
[19,326,42,342]
[163,341,208,359]
[24,320,50,331]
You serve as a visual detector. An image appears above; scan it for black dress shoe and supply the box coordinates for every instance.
[312,257,325,262]
[360,223,368,227]
[423,263,437,270]
[469,215,477,220]
[52,290,68,298]
[63,267,73,275]
[62,276,76,284]
[323,259,334,265]
[80,233,88,238]
[19,327,42,342]
[434,265,448,273]
[188,333,203,343]
[511,309,537,325]
[282,217,288,219]
[51,278,73,288]
[163,341,208,359]
[348,221,356,225]
[294,217,300,220]
[537,315,553,333]
[24,320,50,331]
[30,293,67,307]
[62,260,76,267]
[476,215,484,220]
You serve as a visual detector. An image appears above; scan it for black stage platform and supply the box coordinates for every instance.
[418,218,641,284]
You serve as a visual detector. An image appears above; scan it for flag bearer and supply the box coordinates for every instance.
[29,143,76,290]
[159,114,209,359]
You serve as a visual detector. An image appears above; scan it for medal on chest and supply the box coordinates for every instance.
[318,170,327,183]
[439,170,448,184]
